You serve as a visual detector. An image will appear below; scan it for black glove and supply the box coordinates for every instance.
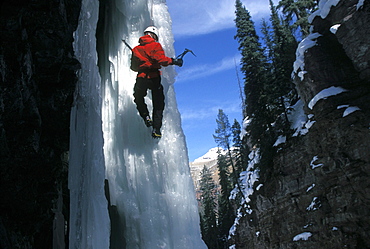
[172,58,183,67]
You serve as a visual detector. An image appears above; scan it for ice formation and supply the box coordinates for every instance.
[70,0,206,248]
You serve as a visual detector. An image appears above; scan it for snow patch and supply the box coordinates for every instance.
[308,86,348,109]
[304,224,313,229]
[306,197,321,211]
[298,70,307,81]
[293,33,322,78]
[330,24,341,34]
[310,156,323,169]
[306,183,315,192]
[337,104,349,109]
[337,105,361,117]
[343,106,360,117]
[357,0,365,10]
[273,135,286,147]
[240,116,251,140]
[293,232,312,241]
[287,100,315,137]
[229,150,260,239]
[228,206,244,238]
[308,0,341,23]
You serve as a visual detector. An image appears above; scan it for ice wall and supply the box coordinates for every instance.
[70,0,206,248]
[69,0,110,248]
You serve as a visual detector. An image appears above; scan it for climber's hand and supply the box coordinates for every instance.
[172,58,183,67]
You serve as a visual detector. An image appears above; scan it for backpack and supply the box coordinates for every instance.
[130,53,141,72]
[130,46,152,72]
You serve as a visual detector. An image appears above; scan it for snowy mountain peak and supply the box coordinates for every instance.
[193,147,226,163]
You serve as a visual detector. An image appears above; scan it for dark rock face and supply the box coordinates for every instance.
[0,0,81,247]
[230,1,370,248]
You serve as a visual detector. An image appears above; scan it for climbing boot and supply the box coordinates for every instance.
[144,116,153,127]
[152,128,162,138]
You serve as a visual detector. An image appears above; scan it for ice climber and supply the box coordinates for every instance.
[130,26,183,138]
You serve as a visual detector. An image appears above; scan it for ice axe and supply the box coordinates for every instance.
[176,48,196,60]
[122,39,133,51]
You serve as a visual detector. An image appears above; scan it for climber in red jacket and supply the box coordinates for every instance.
[131,26,182,138]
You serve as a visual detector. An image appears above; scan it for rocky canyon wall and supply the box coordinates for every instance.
[230,1,370,248]
[0,0,81,247]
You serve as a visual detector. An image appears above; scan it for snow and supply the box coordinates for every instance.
[343,106,361,117]
[273,135,286,147]
[330,24,341,34]
[240,116,251,140]
[306,197,321,211]
[308,86,348,109]
[193,147,226,163]
[310,156,324,169]
[256,184,263,191]
[304,224,313,229]
[306,183,316,192]
[70,0,206,248]
[287,100,316,137]
[229,150,260,238]
[308,0,341,23]
[357,0,365,10]
[337,104,349,109]
[337,104,361,117]
[304,116,316,132]
[293,33,322,78]
[293,232,312,241]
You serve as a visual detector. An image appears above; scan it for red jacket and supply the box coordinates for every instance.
[131,35,173,78]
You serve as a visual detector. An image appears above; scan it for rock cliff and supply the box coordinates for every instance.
[0,0,81,247]
[230,1,370,248]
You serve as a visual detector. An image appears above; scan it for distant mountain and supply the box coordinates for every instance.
[189,147,226,194]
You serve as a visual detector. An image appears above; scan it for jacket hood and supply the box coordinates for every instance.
[139,35,156,45]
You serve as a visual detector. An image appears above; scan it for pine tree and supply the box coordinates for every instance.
[277,0,318,37]
[234,0,272,149]
[267,0,298,135]
[216,153,234,247]
[213,109,232,151]
[231,119,245,177]
[213,110,235,247]
[199,166,219,249]
[213,110,243,190]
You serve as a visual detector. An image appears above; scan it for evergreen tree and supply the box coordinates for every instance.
[199,166,219,249]
[213,109,232,151]
[277,0,318,37]
[268,0,298,135]
[213,110,235,247]
[216,153,234,248]
[213,110,242,189]
[231,119,245,177]
[234,0,273,149]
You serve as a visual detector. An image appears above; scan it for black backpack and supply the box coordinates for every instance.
[130,53,141,72]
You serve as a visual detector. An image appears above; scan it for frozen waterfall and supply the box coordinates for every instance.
[69,0,206,248]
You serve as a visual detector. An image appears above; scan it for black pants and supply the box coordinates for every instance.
[133,76,165,129]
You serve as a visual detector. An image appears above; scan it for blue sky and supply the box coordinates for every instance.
[166,0,273,161]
